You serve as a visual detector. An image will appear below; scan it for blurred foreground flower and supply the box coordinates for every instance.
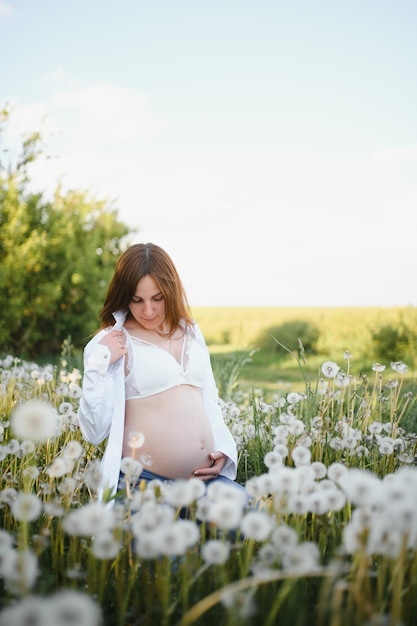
[11,400,58,443]
[0,589,102,626]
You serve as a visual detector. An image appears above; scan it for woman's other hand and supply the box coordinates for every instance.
[99,330,127,364]
[193,451,227,481]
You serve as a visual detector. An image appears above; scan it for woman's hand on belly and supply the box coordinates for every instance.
[192,451,227,481]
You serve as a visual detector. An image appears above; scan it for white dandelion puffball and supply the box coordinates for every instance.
[10,493,42,522]
[49,589,102,626]
[127,431,145,450]
[12,400,58,442]
[201,539,231,565]
[321,361,340,378]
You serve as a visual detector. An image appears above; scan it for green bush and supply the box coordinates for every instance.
[371,321,417,363]
[254,319,320,358]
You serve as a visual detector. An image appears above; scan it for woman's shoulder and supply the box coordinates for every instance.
[186,319,207,345]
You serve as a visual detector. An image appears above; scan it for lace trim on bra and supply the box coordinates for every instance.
[123,328,192,399]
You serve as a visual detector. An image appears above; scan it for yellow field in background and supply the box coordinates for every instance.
[192,305,417,359]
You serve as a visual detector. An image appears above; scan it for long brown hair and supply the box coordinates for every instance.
[99,243,193,335]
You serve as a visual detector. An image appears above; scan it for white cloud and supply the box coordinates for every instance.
[7,82,171,197]
[43,67,67,83]
[52,83,170,143]
[4,81,417,307]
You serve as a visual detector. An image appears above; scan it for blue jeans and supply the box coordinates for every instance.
[119,468,249,503]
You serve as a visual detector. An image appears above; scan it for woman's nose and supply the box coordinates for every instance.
[143,301,153,316]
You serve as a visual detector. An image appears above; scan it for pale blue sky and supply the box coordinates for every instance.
[1,0,416,306]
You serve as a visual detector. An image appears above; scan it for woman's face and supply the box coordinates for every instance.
[129,275,166,331]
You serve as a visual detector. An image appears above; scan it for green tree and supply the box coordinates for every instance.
[0,108,134,358]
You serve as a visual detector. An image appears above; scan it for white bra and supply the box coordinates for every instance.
[123,325,209,399]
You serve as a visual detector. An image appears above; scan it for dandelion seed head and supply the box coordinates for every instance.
[282,541,320,574]
[130,502,175,536]
[291,445,311,467]
[0,596,48,626]
[240,511,274,541]
[127,430,145,450]
[20,440,36,455]
[340,469,383,507]
[206,481,248,508]
[62,440,84,460]
[286,392,301,405]
[58,477,77,496]
[270,523,299,553]
[329,437,344,451]
[195,496,212,521]
[279,412,295,425]
[306,491,329,515]
[325,488,346,512]
[162,480,195,507]
[6,439,20,455]
[208,498,243,530]
[379,441,394,455]
[0,530,14,553]
[274,424,290,438]
[335,371,352,387]
[11,493,42,522]
[83,461,103,491]
[21,467,40,482]
[273,397,286,408]
[46,457,74,478]
[321,361,340,378]
[355,445,370,458]
[1,488,18,506]
[391,361,408,374]
[119,457,143,483]
[372,363,386,372]
[264,450,283,469]
[288,419,305,436]
[310,461,327,480]
[140,452,154,467]
[286,493,308,515]
[188,477,206,500]
[201,539,231,565]
[255,543,280,569]
[368,421,383,435]
[91,531,121,560]
[135,533,160,559]
[343,436,358,450]
[12,399,58,443]
[2,548,38,594]
[49,589,102,626]
[44,501,64,517]
[157,523,189,556]
[63,502,116,536]
[327,462,349,484]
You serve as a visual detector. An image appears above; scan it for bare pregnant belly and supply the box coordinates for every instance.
[122,386,215,479]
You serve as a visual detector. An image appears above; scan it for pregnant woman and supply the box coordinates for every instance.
[78,242,240,501]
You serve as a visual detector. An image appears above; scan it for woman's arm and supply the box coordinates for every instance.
[77,330,124,444]
[194,322,238,479]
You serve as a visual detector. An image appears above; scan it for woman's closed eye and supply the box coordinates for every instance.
[131,294,164,304]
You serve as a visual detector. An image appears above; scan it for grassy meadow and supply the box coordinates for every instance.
[0,305,417,625]
[194,305,417,392]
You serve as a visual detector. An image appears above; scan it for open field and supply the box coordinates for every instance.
[194,306,417,392]
[193,306,417,353]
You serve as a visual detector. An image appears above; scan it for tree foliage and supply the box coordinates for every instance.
[0,108,134,358]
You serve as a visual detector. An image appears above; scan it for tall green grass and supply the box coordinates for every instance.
[0,343,416,625]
